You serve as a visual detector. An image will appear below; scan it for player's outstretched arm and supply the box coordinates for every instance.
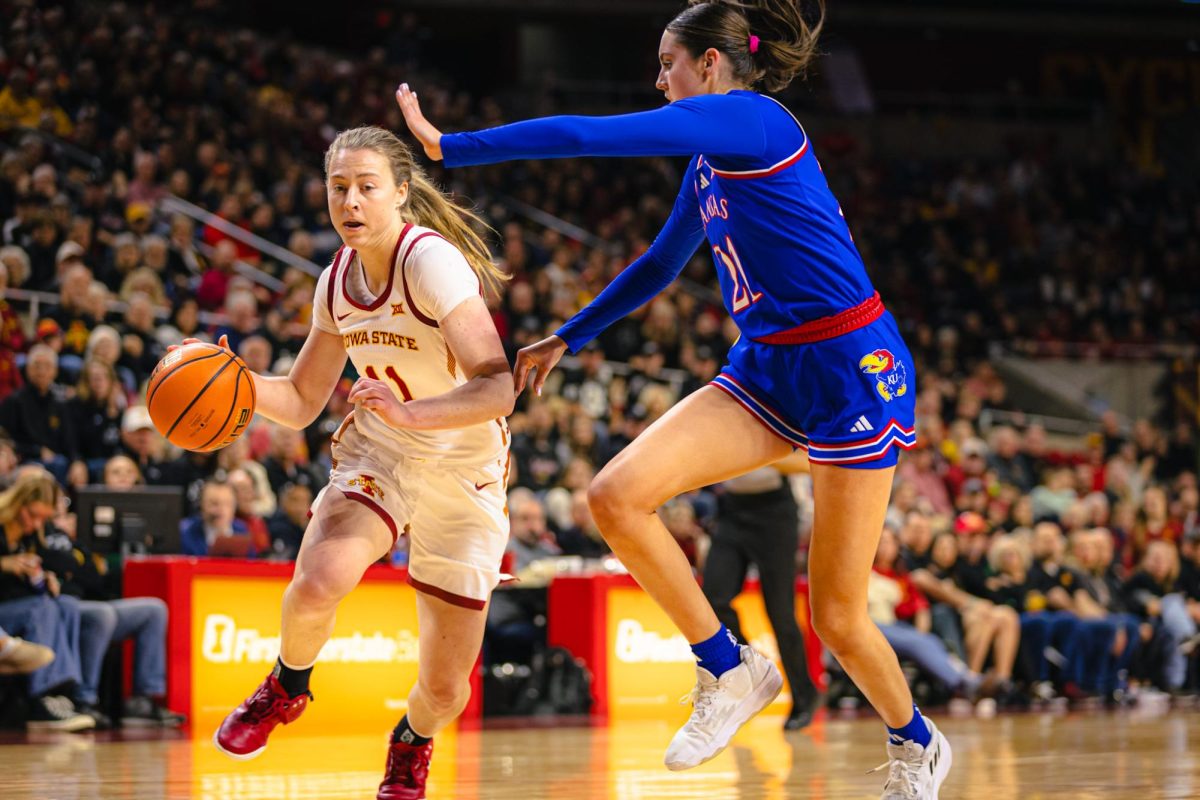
[347,295,514,430]
[398,85,766,168]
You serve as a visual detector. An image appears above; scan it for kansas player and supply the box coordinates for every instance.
[401,1,948,796]
[204,126,513,800]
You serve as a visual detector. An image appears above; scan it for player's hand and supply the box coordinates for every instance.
[348,377,415,429]
[167,335,232,355]
[513,335,568,397]
[396,83,443,161]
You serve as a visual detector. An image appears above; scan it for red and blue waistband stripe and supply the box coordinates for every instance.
[806,421,917,465]
[710,374,810,450]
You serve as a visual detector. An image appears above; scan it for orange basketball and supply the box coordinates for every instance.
[145,342,257,452]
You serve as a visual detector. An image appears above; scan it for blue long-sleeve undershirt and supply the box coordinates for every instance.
[441,94,768,167]
[556,159,706,353]
[442,94,775,352]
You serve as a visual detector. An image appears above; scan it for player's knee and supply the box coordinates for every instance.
[419,676,470,719]
[809,599,864,654]
[288,567,353,610]
[587,472,626,528]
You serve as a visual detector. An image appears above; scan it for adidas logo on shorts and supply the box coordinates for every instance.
[849,415,874,434]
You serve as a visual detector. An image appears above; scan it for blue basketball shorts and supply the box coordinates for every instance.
[711,310,917,469]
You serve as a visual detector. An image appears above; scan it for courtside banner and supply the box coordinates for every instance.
[191,575,422,734]
[605,586,792,719]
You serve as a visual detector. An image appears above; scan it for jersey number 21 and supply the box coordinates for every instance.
[713,236,762,313]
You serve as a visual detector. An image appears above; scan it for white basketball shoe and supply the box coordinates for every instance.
[664,644,784,771]
[873,716,953,799]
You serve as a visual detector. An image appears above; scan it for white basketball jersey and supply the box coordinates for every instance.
[313,222,508,464]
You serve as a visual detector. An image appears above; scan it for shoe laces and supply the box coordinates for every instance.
[869,742,923,799]
[678,678,722,733]
[385,744,430,786]
[241,682,289,725]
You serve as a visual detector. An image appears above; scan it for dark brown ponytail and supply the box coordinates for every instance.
[666,0,824,93]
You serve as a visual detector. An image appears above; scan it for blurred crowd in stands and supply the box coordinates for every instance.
[0,2,1198,725]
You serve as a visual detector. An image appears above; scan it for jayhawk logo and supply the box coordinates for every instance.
[858,349,908,403]
[347,474,384,500]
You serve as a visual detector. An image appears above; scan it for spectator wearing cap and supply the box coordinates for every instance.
[118,406,179,487]
[0,344,85,486]
[55,239,87,281]
[67,360,127,481]
[33,318,64,356]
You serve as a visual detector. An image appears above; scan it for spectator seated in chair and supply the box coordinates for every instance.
[181,479,254,558]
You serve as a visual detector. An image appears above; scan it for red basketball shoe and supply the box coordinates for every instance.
[213,674,311,760]
[377,738,433,799]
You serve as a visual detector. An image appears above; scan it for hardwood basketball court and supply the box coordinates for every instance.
[3,708,1196,799]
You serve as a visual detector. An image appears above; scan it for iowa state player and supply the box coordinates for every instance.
[398,2,950,796]
[207,126,513,800]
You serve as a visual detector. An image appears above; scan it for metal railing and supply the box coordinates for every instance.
[159,195,321,283]
[1,287,227,327]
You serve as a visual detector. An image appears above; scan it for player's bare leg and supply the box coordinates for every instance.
[586,386,790,769]
[378,592,489,799]
[280,499,394,666]
[214,499,392,760]
[808,464,951,798]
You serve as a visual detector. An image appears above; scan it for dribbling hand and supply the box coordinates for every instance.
[513,335,568,397]
[167,335,233,355]
[396,83,444,161]
[348,377,415,429]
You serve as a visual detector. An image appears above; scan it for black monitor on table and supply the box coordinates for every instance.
[74,486,183,556]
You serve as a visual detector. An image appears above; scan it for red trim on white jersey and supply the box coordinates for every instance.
[400,231,449,328]
[407,573,487,611]
[341,223,413,312]
[339,489,399,544]
[326,246,348,324]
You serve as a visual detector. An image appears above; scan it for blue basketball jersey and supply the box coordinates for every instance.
[691,93,874,339]
[441,90,916,464]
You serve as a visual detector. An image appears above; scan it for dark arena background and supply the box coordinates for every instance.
[1,0,1199,798]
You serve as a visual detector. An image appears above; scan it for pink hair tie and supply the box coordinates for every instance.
[748,34,760,54]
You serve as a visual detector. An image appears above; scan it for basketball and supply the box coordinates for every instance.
[145,342,257,452]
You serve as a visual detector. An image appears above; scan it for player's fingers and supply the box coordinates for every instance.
[513,354,531,394]
[218,334,231,353]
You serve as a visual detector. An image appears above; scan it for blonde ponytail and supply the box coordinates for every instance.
[325,125,510,298]
[406,172,509,298]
